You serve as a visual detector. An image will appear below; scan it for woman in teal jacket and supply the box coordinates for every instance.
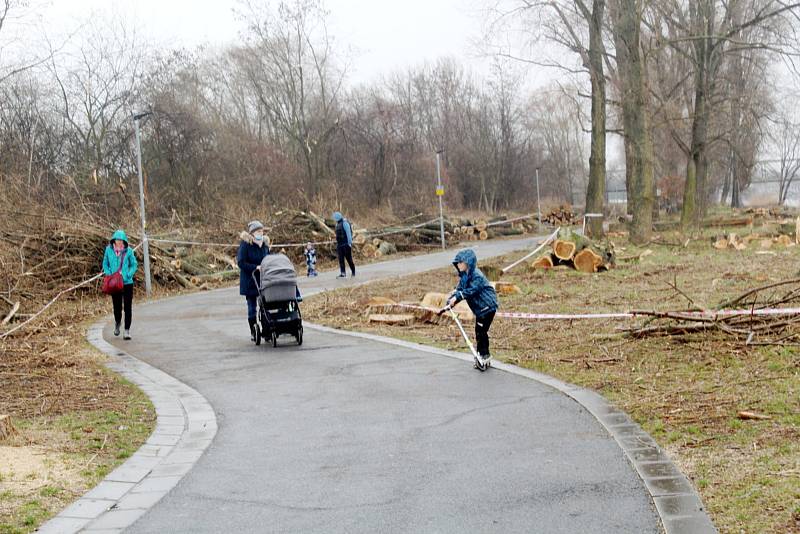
[102,230,138,339]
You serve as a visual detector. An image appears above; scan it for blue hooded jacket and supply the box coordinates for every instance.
[333,212,353,246]
[451,249,498,317]
[237,231,270,297]
[102,230,138,285]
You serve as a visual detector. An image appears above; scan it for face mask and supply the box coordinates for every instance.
[254,234,263,241]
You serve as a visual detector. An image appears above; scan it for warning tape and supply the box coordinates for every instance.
[387,302,800,322]
[149,218,443,250]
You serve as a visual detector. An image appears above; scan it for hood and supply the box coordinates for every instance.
[332,212,343,222]
[240,231,269,246]
[110,229,129,246]
[453,249,477,274]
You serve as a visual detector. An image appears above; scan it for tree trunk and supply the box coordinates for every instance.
[611,0,654,244]
[585,0,607,239]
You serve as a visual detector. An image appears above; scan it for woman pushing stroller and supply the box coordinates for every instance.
[237,221,270,341]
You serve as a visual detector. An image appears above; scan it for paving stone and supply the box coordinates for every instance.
[114,491,166,510]
[84,508,148,530]
[35,516,91,534]
[59,498,115,519]
[129,475,183,493]
[82,481,135,501]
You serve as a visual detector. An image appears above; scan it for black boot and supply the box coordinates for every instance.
[248,318,257,341]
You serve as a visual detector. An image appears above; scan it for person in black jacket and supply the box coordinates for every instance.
[333,211,355,278]
[237,220,270,340]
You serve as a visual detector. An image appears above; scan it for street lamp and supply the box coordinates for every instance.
[535,167,542,230]
[133,111,153,297]
[435,150,446,250]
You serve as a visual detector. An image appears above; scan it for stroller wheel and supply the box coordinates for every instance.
[296,326,303,346]
[271,331,278,348]
[254,325,261,346]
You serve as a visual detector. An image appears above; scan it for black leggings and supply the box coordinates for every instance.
[112,284,134,329]
[337,244,356,275]
[475,311,495,357]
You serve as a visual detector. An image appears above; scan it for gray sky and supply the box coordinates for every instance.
[40,0,493,84]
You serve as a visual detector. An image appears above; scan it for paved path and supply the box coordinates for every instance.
[106,237,661,533]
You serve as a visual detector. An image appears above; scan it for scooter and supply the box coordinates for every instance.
[439,304,490,372]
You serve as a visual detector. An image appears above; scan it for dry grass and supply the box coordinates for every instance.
[304,227,800,534]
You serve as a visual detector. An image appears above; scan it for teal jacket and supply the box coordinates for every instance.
[102,230,138,285]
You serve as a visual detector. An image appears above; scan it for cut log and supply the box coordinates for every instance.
[368,314,415,326]
[478,230,489,241]
[361,243,378,258]
[0,414,18,441]
[530,255,554,270]
[573,248,603,273]
[737,411,772,421]
[475,220,488,232]
[492,281,522,295]
[372,238,382,246]
[190,270,239,282]
[353,233,367,245]
[209,251,237,269]
[378,241,397,256]
[553,239,577,260]
[776,234,793,247]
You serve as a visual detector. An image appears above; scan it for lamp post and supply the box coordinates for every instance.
[133,111,152,297]
[535,167,542,230]
[435,150,446,250]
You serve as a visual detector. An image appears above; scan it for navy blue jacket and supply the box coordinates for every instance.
[237,231,270,296]
[451,249,498,318]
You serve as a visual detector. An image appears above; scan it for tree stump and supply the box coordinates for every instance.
[478,230,489,241]
[530,255,554,270]
[574,248,603,273]
[553,240,577,261]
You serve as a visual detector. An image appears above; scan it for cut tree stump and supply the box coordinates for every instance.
[530,255,554,270]
[0,414,18,441]
[573,248,603,273]
[492,281,522,295]
[553,240,577,261]
[368,314,415,326]
[478,230,489,240]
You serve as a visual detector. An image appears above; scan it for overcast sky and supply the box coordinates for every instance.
[39,0,497,85]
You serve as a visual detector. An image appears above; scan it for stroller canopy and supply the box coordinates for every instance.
[259,254,297,289]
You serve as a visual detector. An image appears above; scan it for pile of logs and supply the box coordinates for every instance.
[531,229,615,273]
[541,205,577,226]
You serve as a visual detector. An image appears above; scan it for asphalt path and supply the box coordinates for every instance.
[106,237,660,533]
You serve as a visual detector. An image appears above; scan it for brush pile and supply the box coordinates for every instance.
[624,279,800,345]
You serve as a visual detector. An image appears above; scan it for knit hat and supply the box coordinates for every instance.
[247,220,264,234]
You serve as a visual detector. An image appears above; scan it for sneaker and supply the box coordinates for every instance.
[114,323,121,336]
[481,354,492,367]
[123,329,131,340]
[337,273,347,278]
[350,272,356,278]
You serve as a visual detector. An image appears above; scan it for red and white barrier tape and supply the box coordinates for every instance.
[149,218,443,249]
[386,302,800,321]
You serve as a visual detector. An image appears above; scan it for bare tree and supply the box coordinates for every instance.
[769,115,800,205]
[234,0,345,202]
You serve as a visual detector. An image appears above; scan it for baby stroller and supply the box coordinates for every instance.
[252,254,303,347]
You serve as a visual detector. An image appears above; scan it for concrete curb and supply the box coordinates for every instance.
[305,322,717,534]
[37,320,217,534]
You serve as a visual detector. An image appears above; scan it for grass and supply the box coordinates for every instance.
[0,334,155,534]
[303,224,800,534]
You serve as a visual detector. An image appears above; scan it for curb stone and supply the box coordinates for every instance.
[305,322,717,534]
[36,320,217,534]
